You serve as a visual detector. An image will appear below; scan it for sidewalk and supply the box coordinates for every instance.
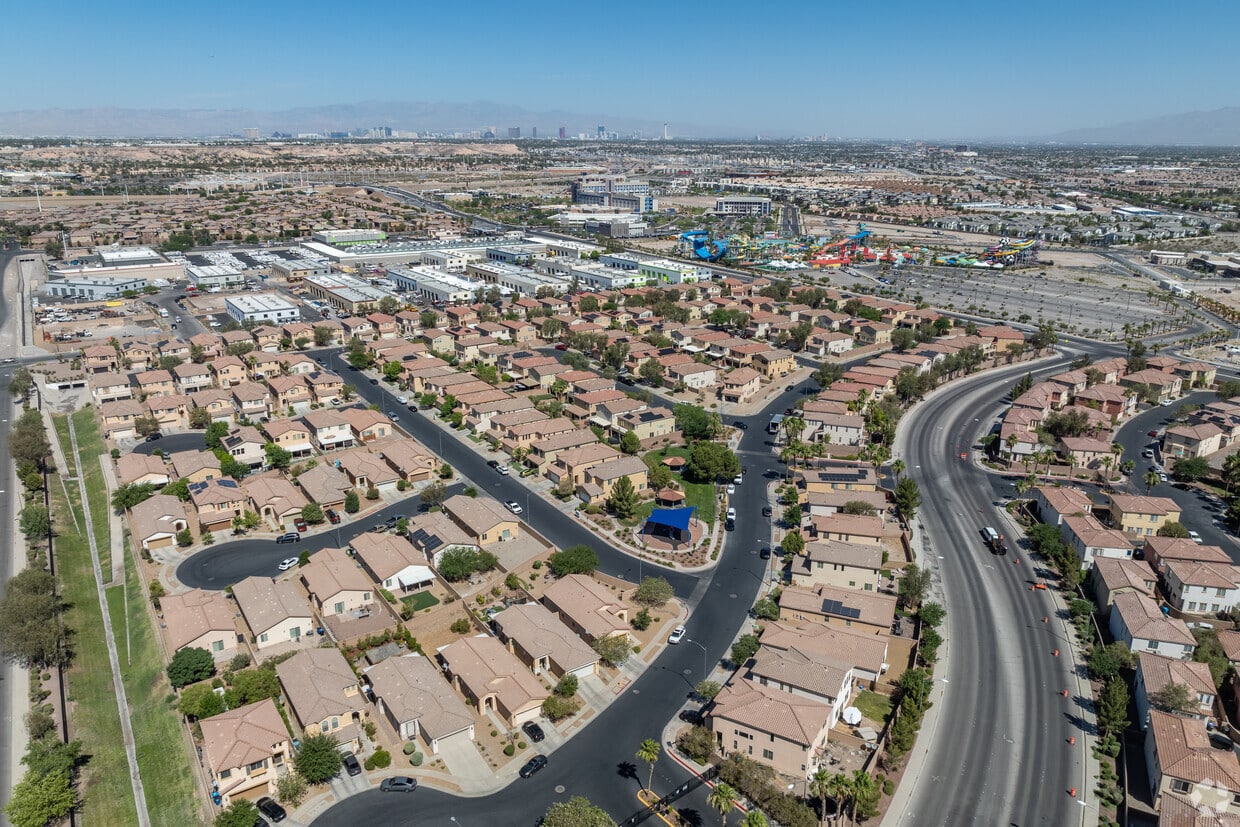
[99,454,126,586]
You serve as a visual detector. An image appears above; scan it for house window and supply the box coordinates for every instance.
[1146,640,1157,649]
[247,759,267,773]
[212,640,224,652]
[1217,588,1228,598]
[219,769,231,780]
[1171,779,1192,794]
[289,627,301,640]
[762,749,774,760]
[259,632,269,643]
[333,601,345,614]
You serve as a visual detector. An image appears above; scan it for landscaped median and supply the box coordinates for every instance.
[51,408,199,827]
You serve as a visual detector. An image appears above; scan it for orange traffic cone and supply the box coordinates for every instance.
[1069,736,1076,746]
[1062,689,1069,697]
[1043,616,1048,623]
[1069,788,1076,798]
[1053,649,1060,657]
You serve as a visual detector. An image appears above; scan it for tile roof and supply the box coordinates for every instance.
[200,698,288,774]
[494,602,599,675]
[711,677,832,747]
[365,654,474,740]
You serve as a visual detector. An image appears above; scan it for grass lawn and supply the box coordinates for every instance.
[853,690,893,724]
[56,410,200,827]
[401,591,441,612]
[641,447,718,526]
[50,413,138,827]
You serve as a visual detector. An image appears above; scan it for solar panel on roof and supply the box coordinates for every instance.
[410,528,431,545]
[421,535,443,553]
[845,607,862,619]
[822,599,843,614]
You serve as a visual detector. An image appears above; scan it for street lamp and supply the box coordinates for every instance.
[686,638,709,678]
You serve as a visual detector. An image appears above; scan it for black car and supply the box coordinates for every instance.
[678,709,702,724]
[487,459,500,468]
[732,420,748,430]
[342,753,362,776]
[326,508,341,525]
[518,754,548,778]
[785,384,794,392]
[522,721,545,743]
[144,432,163,442]
[761,506,773,518]
[369,378,379,385]
[380,776,418,792]
[256,797,286,822]
[759,547,771,559]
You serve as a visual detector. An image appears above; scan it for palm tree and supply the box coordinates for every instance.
[637,738,660,794]
[1144,469,1161,493]
[890,458,906,482]
[708,782,739,827]
[809,767,833,826]
[850,771,879,822]
[826,773,854,825]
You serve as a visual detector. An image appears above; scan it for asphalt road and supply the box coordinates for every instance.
[305,361,808,825]
[891,355,1088,827]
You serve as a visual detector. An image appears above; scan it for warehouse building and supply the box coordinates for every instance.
[225,294,302,325]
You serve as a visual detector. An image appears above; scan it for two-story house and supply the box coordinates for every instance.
[201,699,291,805]
[275,648,367,754]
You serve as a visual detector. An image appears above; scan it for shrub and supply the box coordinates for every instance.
[555,674,578,698]
[369,748,391,769]
[677,725,716,763]
[503,744,515,757]
[542,694,582,722]
[167,647,214,688]
[631,608,652,631]
[548,545,599,576]
[410,752,423,766]
[450,618,472,634]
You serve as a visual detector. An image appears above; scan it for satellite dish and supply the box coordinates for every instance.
[842,706,863,726]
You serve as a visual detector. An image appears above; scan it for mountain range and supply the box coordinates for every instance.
[0,100,1238,145]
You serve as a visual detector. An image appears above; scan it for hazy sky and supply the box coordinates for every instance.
[8,0,1239,138]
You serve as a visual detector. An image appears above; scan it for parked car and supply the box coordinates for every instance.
[506,501,523,515]
[326,509,341,525]
[759,547,771,559]
[342,753,362,777]
[678,709,702,724]
[726,484,735,496]
[277,557,299,571]
[726,507,736,522]
[785,384,794,392]
[487,459,500,468]
[518,755,548,778]
[380,776,418,792]
[276,533,300,545]
[761,506,772,518]
[256,797,286,823]
[496,465,510,475]
[554,343,568,351]
[369,378,379,385]
[294,518,308,532]
[144,432,163,442]
[733,474,743,485]
[1147,430,1159,437]
[733,420,748,430]
[1189,530,1204,544]
[1142,449,1154,458]
[668,625,686,644]
[522,721,545,743]
[397,396,408,404]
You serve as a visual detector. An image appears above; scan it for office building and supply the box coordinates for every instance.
[225,294,301,325]
[311,229,387,246]
[714,196,772,216]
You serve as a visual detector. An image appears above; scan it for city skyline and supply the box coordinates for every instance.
[6,0,1240,140]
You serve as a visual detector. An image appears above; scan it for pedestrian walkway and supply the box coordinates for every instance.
[99,454,126,585]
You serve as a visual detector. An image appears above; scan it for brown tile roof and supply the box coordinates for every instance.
[1149,709,1240,791]
[542,574,628,640]
[439,635,548,715]
[275,648,360,729]
[711,677,832,747]
[200,698,289,774]
[494,602,599,675]
[161,589,235,650]
[363,654,474,741]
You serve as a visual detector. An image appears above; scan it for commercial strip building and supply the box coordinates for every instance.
[270,258,332,282]
[43,273,150,300]
[387,267,477,305]
[225,293,302,325]
[303,273,397,314]
[465,261,570,295]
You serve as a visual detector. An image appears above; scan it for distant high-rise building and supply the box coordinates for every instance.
[243,128,260,140]
[597,125,605,139]
[955,144,969,153]
[558,126,567,140]
[508,127,521,139]
[531,127,537,139]
[662,123,668,140]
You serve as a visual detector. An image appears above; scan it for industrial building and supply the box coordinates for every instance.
[714,196,772,216]
[465,261,570,295]
[225,294,302,325]
[302,273,397,314]
[187,264,245,290]
[270,258,332,282]
[567,263,649,291]
[386,267,478,304]
[637,258,712,284]
[43,274,149,301]
[312,229,387,246]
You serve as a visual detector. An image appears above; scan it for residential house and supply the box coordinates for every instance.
[275,648,366,753]
[1164,561,1240,615]
[778,583,896,634]
[709,677,833,779]
[747,645,855,729]
[760,620,889,686]
[541,574,630,643]
[1164,423,1225,462]
[371,437,437,483]
[1144,709,1240,815]
[222,425,267,470]
[146,393,191,430]
[301,409,355,452]
[1134,653,1216,730]
[438,635,549,728]
[340,408,396,443]
[364,654,475,753]
[230,382,271,421]
[350,532,436,595]
[442,494,519,546]
[300,546,375,618]
[1089,558,1157,612]
[1103,494,1182,540]
[1060,515,1134,569]
[82,344,119,374]
[752,350,796,379]
[173,362,213,394]
[295,464,352,510]
[97,399,144,439]
[90,374,134,403]
[792,541,883,591]
[1122,369,1182,404]
[210,355,249,388]
[232,576,315,651]
[1108,592,1196,660]
[808,513,884,546]
[721,367,763,403]
[187,478,246,532]
[200,699,291,806]
[115,453,171,487]
[267,375,312,411]
[578,456,649,506]
[335,448,401,493]
[1032,486,1093,526]
[132,369,175,399]
[262,419,314,458]
[189,388,235,423]
[802,463,878,493]
[493,602,600,680]
[306,372,344,405]
[160,588,237,661]
[1145,536,1234,576]
[243,474,307,529]
[169,449,221,483]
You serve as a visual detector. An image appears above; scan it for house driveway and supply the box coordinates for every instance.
[436,735,492,786]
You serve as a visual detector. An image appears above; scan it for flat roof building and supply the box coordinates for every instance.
[312,229,386,245]
[43,273,149,300]
[303,273,398,314]
[715,196,772,216]
[226,293,301,325]
[187,264,245,289]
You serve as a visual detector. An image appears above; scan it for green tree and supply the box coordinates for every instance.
[897,564,932,610]
[1096,677,1129,739]
[548,544,600,576]
[133,415,162,437]
[782,502,803,529]
[1088,641,1135,680]
[292,732,343,784]
[1151,681,1195,715]
[708,781,739,827]
[637,738,661,793]
[382,360,403,381]
[189,407,211,429]
[731,633,759,665]
[275,771,309,808]
[213,799,260,827]
[893,477,921,522]
[21,738,83,779]
[313,326,335,346]
[852,770,881,820]
[1157,521,1190,538]
[684,440,740,483]
[782,530,805,555]
[541,796,614,827]
[674,403,722,440]
[841,500,877,516]
[167,647,215,688]
[639,358,665,387]
[111,482,157,513]
[344,489,360,513]
[300,502,325,524]
[919,601,946,628]
[204,421,229,450]
[633,576,675,607]
[0,569,67,669]
[5,769,76,827]
[7,367,35,399]
[608,474,640,518]
[178,682,226,720]
[696,679,722,700]
[555,674,578,697]
[620,429,641,455]
[18,504,51,540]
[1171,457,1210,483]
[265,443,292,469]
[592,635,633,667]
[420,479,447,508]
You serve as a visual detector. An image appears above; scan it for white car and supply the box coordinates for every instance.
[733,474,743,485]
[1160,400,1173,407]
[397,396,408,405]
[506,501,523,515]
[1189,530,1204,544]
[726,507,737,522]
[668,626,686,645]
[496,465,510,476]
[726,485,735,496]
[278,557,299,571]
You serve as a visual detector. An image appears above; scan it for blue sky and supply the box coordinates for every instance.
[8,0,1238,139]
